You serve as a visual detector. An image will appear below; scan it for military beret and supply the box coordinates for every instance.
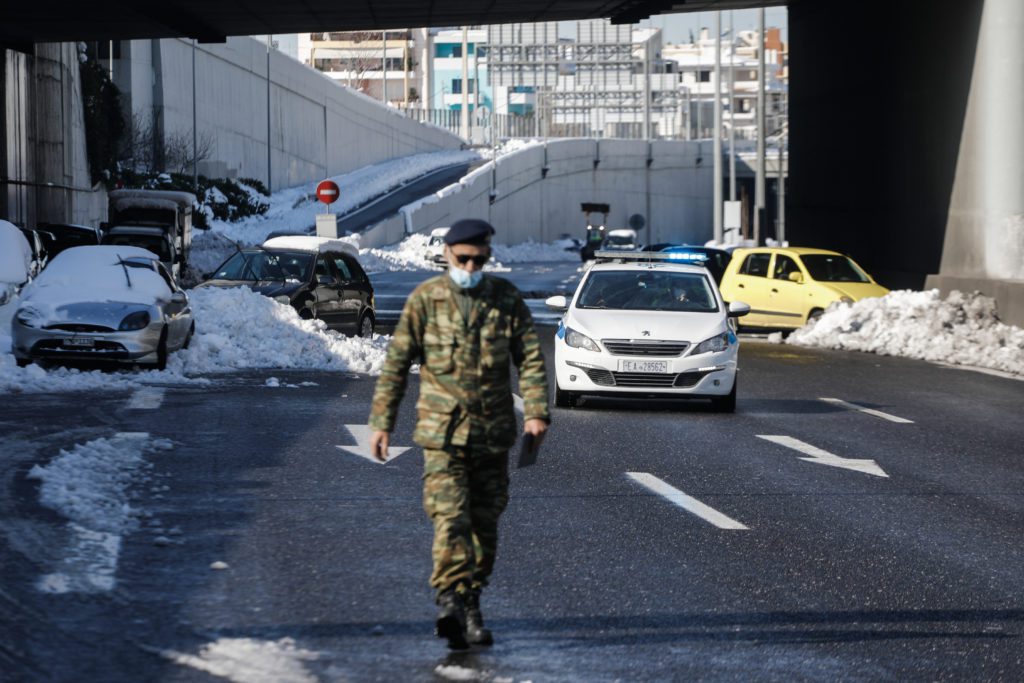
[445,218,495,246]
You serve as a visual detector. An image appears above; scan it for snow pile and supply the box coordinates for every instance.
[1,219,32,288]
[788,289,1024,376]
[355,233,576,273]
[161,638,319,683]
[479,138,544,159]
[492,239,579,263]
[168,287,389,374]
[28,433,172,535]
[190,150,481,274]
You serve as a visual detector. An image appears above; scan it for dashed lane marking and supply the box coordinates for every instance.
[757,435,889,478]
[819,397,914,424]
[126,388,165,410]
[626,472,749,530]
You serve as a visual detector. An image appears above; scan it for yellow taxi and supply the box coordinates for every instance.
[719,247,889,329]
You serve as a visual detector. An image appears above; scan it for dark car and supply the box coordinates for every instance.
[197,236,376,337]
[660,245,733,284]
[36,223,104,258]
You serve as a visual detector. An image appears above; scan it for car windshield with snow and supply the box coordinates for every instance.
[11,245,194,370]
[546,251,749,411]
[198,236,376,337]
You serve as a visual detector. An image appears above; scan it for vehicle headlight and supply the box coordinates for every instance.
[273,295,291,304]
[839,296,854,305]
[15,308,39,328]
[692,331,731,355]
[118,311,151,331]
[565,327,600,352]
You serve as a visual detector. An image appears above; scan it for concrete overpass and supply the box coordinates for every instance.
[3,0,1023,324]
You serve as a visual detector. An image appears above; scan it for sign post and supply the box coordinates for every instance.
[315,179,340,238]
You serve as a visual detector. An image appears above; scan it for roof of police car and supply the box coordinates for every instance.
[587,260,710,274]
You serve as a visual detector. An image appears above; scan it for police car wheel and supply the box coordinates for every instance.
[710,379,737,413]
[554,386,578,408]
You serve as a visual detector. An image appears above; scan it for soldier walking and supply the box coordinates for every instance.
[369,219,550,650]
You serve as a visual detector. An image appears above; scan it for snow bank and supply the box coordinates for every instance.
[355,233,577,273]
[0,287,389,394]
[190,150,481,275]
[492,239,579,264]
[787,289,1024,376]
[0,219,32,287]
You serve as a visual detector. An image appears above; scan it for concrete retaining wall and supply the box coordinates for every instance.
[360,139,712,249]
[142,37,464,191]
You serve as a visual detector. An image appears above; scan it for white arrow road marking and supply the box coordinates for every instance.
[757,435,889,478]
[336,424,410,464]
[626,472,749,530]
[126,387,165,410]
[819,397,913,424]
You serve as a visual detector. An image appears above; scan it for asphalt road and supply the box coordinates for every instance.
[2,318,1023,681]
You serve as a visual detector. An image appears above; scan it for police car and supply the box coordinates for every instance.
[545,251,750,411]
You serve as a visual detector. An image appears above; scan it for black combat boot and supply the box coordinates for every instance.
[464,590,493,646]
[435,588,469,650]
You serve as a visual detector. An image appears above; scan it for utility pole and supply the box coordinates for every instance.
[403,36,409,107]
[461,27,470,140]
[643,31,652,139]
[778,128,786,244]
[382,30,388,104]
[713,11,723,244]
[728,11,736,202]
[754,9,766,245]
[192,39,198,192]
[266,35,273,192]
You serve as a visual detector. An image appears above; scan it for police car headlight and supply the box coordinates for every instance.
[565,327,600,352]
[692,331,730,355]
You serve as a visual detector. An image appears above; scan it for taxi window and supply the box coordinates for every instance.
[741,253,771,277]
[773,255,800,280]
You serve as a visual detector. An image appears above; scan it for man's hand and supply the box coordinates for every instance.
[370,430,390,463]
[523,418,548,452]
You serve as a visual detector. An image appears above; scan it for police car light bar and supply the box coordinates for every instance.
[594,250,707,262]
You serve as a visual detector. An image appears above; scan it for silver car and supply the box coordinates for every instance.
[11,246,194,370]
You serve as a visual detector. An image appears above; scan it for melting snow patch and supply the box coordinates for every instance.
[787,289,1024,376]
[434,664,487,681]
[161,638,319,683]
[28,432,173,593]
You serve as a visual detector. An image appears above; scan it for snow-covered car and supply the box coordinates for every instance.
[1,220,34,307]
[545,251,750,411]
[602,228,638,251]
[423,227,450,267]
[11,246,194,370]
[197,235,376,337]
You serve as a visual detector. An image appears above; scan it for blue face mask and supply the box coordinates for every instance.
[448,265,483,289]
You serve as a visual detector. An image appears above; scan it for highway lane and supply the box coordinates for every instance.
[1,335,1023,681]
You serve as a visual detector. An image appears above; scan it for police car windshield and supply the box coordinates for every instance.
[576,270,719,312]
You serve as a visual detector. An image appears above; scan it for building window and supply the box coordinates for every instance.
[698,70,711,83]
[436,43,476,58]
[451,79,475,94]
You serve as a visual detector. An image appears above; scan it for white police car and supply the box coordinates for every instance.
[545,251,750,411]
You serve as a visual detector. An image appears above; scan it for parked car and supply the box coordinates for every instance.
[197,235,376,337]
[602,228,639,251]
[17,227,51,278]
[11,246,194,370]
[36,222,104,258]
[1,220,34,307]
[545,250,750,411]
[719,247,889,329]
[423,227,450,267]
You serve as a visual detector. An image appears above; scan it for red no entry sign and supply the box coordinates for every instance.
[316,180,340,205]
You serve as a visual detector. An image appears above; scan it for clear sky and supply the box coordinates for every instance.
[560,7,788,43]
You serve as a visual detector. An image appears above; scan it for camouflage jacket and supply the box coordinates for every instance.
[369,274,550,453]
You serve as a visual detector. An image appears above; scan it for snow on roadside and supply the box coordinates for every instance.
[28,432,172,593]
[355,233,577,273]
[787,289,1024,376]
[159,638,319,683]
[492,239,579,264]
[0,287,389,394]
[190,150,481,275]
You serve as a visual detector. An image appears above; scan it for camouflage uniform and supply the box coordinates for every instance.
[369,273,550,595]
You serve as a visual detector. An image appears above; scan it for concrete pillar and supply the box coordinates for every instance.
[927,0,1024,325]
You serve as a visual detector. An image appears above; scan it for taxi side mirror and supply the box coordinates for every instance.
[545,295,568,311]
[788,271,804,284]
[727,301,751,317]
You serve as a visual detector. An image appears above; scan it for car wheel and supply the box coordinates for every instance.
[183,321,195,349]
[554,386,578,408]
[152,327,169,371]
[15,358,31,368]
[710,378,737,413]
[298,306,314,320]
[807,308,824,324]
[358,312,375,338]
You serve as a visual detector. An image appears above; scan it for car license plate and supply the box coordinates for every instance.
[64,337,94,347]
[619,360,668,373]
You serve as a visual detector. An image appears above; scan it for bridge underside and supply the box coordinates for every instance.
[2,0,783,44]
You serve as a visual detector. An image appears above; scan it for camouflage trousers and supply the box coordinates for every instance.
[422,446,510,596]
